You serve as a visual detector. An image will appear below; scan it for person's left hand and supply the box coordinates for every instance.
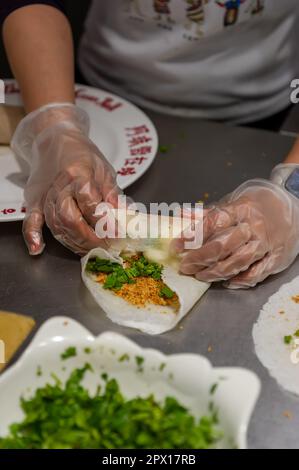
[12,103,122,256]
[173,171,299,289]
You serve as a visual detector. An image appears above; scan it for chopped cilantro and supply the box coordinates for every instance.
[36,366,42,377]
[210,383,218,395]
[283,330,299,344]
[60,346,77,360]
[50,372,62,386]
[135,356,144,373]
[101,372,108,381]
[284,335,293,345]
[85,258,119,274]
[159,144,171,154]
[208,402,219,424]
[86,256,163,291]
[84,347,92,354]
[159,362,166,372]
[160,286,175,299]
[118,353,130,362]
[135,356,144,367]
[0,365,222,449]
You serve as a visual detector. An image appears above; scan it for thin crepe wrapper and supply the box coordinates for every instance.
[81,247,209,335]
[253,275,299,396]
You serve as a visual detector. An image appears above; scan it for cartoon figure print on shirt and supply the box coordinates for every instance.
[215,0,247,27]
[153,0,174,24]
[184,1,210,37]
[123,0,267,39]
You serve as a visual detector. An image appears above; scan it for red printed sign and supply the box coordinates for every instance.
[118,125,152,177]
[75,88,123,112]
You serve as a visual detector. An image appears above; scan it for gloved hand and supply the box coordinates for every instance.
[174,164,299,289]
[12,103,121,256]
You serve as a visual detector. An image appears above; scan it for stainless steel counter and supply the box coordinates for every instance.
[1,113,298,449]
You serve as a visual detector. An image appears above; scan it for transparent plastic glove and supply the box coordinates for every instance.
[11,103,121,256]
[174,166,299,289]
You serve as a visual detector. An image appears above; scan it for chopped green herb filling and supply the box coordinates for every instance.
[210,383,218,396]
[60,347,77,360]
[284,335,292,345]
[135,356,144,367]
[160,286,175,299]
[159,144,172,154]
[86,256,163,291]
[134,356,144,374]
[0,365,221,449]
[118,353,130,362]
[101,372,108,381]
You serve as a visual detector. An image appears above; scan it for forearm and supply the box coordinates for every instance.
[284,137,299,164]
[3,4,75,113]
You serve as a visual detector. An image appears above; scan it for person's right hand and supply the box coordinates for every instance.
[12,103,121,256]
[172,176,299,289]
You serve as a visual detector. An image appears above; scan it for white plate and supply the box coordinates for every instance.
[0,80,158,222]
[0,316,260,449]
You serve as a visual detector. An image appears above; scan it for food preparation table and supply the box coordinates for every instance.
[0,112,298,449]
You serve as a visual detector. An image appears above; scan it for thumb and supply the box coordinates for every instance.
[22,209,45,255]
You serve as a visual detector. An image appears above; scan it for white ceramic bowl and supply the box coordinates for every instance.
[0,317,260,449]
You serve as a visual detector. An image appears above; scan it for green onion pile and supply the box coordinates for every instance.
[0,364,221,449]
[86,255,175,299]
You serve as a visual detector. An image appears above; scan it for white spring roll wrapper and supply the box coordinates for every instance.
[81,247,210,335]
[94,207,204,269]
[253,275,299,396]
